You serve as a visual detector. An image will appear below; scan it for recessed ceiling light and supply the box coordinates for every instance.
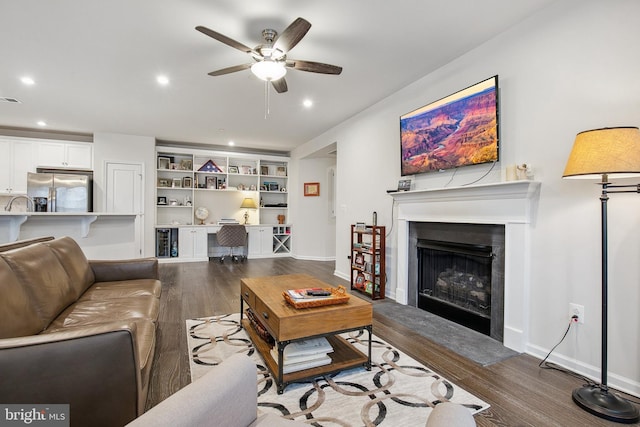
[228,141,235,146]
[37,121,47,127]
[20,77,35,86]
[303,99,313,108]
[156,75,170,86]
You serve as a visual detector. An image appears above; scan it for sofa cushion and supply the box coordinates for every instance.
[0,258,43,338]
[1,244,75,329]
[44,237,95,299]
[46,296,160,331]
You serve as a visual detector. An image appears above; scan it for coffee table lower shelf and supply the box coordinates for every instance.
[242,318,371,393]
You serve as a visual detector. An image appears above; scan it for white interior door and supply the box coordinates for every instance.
[106,162,143,213]
[105,161,144,256]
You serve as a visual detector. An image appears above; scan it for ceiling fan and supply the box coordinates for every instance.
[196,17,342,94]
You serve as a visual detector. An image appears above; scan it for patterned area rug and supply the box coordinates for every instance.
[186,313,490,426]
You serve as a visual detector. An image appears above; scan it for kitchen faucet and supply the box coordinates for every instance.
[4,195,34,212]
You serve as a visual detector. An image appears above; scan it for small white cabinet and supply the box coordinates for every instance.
[0,139,36,194]
[248,226,273,257]
[37,141,93,169]
[178,227,208,260]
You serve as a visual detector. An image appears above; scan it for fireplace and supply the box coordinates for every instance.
[417,239,493,335]
[408,222,505,341]
[391,181,540,352]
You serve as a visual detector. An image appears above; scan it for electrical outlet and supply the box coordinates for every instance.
[569,303,585,324]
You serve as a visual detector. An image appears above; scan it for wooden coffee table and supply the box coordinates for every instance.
[240,274,373,393]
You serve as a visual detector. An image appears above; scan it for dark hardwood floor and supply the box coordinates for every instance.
[147,258,639,427]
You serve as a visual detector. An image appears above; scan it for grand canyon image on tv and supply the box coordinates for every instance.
[400,75,499,176]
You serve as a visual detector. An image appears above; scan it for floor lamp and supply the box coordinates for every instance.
[562,126,640,423]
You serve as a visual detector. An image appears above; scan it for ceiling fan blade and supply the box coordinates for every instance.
[207,63,253,76]
[286,59,342,75]
[196,26,260,57]
[273,18,311,54]
[271,78,288,93]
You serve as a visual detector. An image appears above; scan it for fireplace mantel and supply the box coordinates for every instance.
[389,180,540,204]
[391,180,541,352]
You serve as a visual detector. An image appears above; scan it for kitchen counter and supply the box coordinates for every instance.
[0,213,141,258]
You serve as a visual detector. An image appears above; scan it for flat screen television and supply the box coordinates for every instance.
[400,75,499,176]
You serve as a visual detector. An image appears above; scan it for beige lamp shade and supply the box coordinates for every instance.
[240,198,257,209]
[563,127,640,179]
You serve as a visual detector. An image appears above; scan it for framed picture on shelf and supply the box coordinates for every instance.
[157,157,170,170]
[228,166,239,174]
[179,159,193,171]
[241,165,252,174]
[260,165,269,176]
[260,185,267,191]
[182,177,192,188]
[206,176,217,189]
[268,182,279,191]
[354,253,365,266]
[276,166,287,176]
[157,196,167,205]
[157,178,170,188]
[304,182,320,196]
[172,178,182,188]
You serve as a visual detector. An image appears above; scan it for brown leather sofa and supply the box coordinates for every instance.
[0,236,161,427]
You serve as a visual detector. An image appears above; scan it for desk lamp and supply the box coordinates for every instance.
[562,126,640,423]
[240,198,257,224]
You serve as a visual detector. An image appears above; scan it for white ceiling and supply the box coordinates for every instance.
[0,0,557,153]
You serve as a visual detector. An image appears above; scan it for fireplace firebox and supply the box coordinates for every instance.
[408,222,505,341]
[418,240,493,335]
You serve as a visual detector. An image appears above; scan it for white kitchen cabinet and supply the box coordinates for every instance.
[248,226,273,257]
[37,141,93,169]
[0,139,36,194]
[178,227,208,260]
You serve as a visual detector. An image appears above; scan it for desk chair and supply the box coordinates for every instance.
[216,224,247,263]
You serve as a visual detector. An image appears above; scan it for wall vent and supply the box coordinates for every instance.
[0,97,21,103]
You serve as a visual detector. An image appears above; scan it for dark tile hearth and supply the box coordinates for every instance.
[373,299,518,366]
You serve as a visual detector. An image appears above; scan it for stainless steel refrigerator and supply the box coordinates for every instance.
[27,169,93,212]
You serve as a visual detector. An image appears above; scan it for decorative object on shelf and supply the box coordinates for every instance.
[198,159,223,173]
[169,199,178,206]
[182,177,193,188]
[280,187,287,192]
[304,182,319,196]
[184,196,192,206]
[562,126,640,424]
[157,157,170,169]
[179,159,193,170]
[276,166,287,176]
[397,179,411,191]
[240,198,257,224]
[158,178,170,188]
[195,207,209,225]
[228,166,239,174]
[157,196,167,205]
[260,165,269,175]
[249,184,256,191]
[277,214,285,224]
[237,184,246,191]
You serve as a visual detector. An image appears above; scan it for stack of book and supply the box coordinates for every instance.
[270,337,334,374]
[217,218,239,225]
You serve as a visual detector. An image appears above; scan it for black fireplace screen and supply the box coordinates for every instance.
[418,239,493,329]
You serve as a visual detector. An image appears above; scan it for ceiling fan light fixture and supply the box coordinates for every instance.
[251,60,286,81]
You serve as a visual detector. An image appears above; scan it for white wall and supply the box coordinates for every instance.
[290,156,336,260]
[294,0,640,395]
[93,132,156,256]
